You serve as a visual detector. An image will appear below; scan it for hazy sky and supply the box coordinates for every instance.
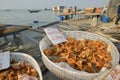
[0,0,109,9]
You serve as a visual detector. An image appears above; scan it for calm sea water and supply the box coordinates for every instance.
[0,10,59,28]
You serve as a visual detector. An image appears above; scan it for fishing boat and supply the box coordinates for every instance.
[28,10,41,13]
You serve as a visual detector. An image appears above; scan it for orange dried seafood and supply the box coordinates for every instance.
[44,37,112,73]
[0,61,40,80]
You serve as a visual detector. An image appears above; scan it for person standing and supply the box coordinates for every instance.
[70,7,73,19]
[69,6,77,19]
[101,6,107,15]
[115,4,120,25]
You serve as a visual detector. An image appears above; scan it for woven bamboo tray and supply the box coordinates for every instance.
[40,31,119,80]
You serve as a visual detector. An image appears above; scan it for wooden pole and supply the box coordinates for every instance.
[106,0,111,16]
[107,0,120,19]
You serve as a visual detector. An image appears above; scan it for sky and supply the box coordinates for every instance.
[0,0,109,9]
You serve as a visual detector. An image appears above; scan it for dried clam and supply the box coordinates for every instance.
[5,46,17,51]
[8,42,12,46]
[0,41,5,46]
[18,45,24,50]
[13,45,24,51]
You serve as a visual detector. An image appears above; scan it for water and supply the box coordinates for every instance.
[0,10,59,28]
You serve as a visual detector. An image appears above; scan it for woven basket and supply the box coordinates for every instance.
[40,31,119,80]
[10,52,43,80]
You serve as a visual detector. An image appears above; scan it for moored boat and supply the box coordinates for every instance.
[28,10,41,13]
